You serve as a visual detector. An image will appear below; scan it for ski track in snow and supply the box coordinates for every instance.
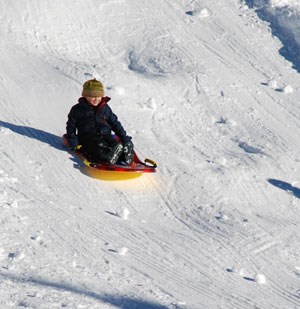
[1,0,300,308]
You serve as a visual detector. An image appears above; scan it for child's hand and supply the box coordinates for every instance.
[124,140,133,147]
[66,134,78,150]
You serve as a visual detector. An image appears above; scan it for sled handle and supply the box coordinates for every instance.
[144,158,157,168]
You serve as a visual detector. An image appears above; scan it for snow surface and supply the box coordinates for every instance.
[1,0,300,308]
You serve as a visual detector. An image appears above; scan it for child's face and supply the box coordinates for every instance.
[85,96,102,106]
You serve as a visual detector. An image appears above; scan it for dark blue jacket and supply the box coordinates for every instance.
[66,97,131,145]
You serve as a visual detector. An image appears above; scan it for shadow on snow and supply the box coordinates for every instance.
[245,1,300,73]
[0,272,169,309]
[268,178,300,199]
[0,120,64,151]
[0,119,85,170]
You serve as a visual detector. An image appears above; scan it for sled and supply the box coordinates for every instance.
[62,135,157,180]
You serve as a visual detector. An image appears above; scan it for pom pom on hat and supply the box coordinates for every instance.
[82,78,104,97]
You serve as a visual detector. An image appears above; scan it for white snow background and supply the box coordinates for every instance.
[1,0,300,308]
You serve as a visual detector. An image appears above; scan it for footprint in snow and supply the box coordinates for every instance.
[30,231,46,246]
[215,213,229,221]
[146,98,157,110]
[186,8,211,19]
[238,141,264,154]
[262,79,293,93]
[108,247,128,256]
[28,160,43,173]
[226,267,266,284]
[8,251,25,261]
[30,235,42,242]
[139,98,157,111]
[215,116,237,126]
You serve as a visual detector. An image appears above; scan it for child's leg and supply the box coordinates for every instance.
[82,136,109,162]
[106,143,123,165]
[101,134,123,165]
[102,134,118,146]
[123,141,134,165]
[83,135,123,164]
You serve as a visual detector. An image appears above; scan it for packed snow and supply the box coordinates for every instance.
[1,0,300,308]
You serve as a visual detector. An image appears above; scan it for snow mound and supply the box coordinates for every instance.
[249,0,300,71]
[127,40,194,76]
[255,273,267,284]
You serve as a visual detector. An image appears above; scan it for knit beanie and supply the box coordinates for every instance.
[82,78,104,97]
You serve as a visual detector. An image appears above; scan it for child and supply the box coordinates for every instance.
[66,78,134,165]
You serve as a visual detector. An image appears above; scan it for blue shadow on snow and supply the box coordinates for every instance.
[268,178,300,199]
[0,120,84,169]
[0,272,169,309]
[245,1,300,73]
[0,120,64,151]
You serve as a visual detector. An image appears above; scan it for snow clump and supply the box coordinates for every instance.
[118,207,130,220]
[119,247,128,256]
[255,273,267,284]
[282,84,293,93]
[198,8,211,18]
[267,79,278,89]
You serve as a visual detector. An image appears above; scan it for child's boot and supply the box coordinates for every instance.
[123,141,134,165]
[108,143,123,165]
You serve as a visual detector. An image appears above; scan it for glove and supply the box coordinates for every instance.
[123,140,134,150]
[67,134,78,151]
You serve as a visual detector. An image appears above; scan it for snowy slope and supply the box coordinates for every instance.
[1,0,300,308]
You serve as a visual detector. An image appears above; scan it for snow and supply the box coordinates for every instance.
[270,0,300,8]
[255,273,267,284]
[118,208,130,220]
[1,0,300,308]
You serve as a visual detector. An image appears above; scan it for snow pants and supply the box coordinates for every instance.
[81,134,119,163]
